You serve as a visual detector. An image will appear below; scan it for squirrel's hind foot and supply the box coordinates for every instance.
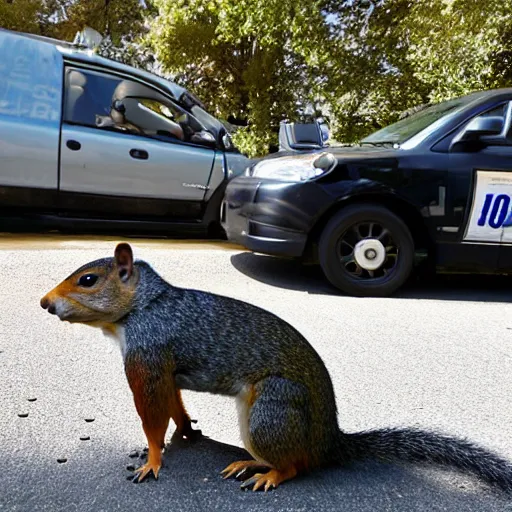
[221,460,271,480]
[239,466,298,492]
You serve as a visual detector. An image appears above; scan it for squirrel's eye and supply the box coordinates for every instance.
[78,274,99,287]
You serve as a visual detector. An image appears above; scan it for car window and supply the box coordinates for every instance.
[479,104,506,118]
[361,96,472,146]
[64,68,118,127]
[63,68,215,147]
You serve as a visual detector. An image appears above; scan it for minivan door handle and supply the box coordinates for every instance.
[130,149,148,160]
[66,140,81,151]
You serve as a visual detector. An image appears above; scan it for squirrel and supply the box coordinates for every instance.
[40,242,512,492]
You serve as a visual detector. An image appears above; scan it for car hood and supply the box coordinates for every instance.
[257,145,397,163]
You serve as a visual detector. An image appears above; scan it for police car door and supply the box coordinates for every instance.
[59,66,215,222]
[460,100,512,271]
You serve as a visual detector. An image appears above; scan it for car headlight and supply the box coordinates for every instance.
[246,152,337,182]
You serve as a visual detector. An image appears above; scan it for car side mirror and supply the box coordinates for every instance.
[449,115,505,152]
[464,116,504,137]
[222,132,234,150]
[190,130,217,148]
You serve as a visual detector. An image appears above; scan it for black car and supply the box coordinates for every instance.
[222,89,512,297]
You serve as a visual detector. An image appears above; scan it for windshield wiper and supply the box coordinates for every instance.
[359,141,400,148]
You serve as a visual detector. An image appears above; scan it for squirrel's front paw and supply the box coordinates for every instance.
[130,461,161,483]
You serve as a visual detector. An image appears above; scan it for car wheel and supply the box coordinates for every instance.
[318,204,414,297]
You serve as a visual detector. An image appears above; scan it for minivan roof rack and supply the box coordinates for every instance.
[71,27,103,51]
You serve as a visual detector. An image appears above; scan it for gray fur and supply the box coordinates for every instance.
[340,427,512,492]
[249,377,311,469]
[119,259,512,493]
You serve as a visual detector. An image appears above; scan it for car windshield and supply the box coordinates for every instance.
[360,95,477,146]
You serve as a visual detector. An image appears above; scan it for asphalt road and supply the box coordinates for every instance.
[1,235,511,511]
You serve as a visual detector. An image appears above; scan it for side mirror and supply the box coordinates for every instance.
[190,130,217,148]
[464,116,504,137]
[222,132,234,150]
[449,115,505,152]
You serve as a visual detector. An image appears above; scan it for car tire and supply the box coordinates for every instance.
[318,204,414,297]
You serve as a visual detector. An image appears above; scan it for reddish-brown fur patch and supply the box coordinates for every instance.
[124,356,193,481]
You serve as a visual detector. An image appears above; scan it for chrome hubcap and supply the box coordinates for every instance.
[336,221,399,280]
[354,239,386,271]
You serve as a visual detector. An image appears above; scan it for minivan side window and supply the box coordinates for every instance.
[64,68,119,127]
[63,68,215,147]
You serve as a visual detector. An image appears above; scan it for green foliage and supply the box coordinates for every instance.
[0,0,50,33]
[0,0,155,69]
[401,0,512,100]
[146,0,331,155]
[324,0,512,143]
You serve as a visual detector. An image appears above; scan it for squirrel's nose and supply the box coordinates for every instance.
[40,296,56,314]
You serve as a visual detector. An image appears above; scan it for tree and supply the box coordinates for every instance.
[146,0,334,156]
[322,0,512,143]
[0,0,51,34]
[149,0,512,153]
[0,0,155,69]
[402,0,512,100]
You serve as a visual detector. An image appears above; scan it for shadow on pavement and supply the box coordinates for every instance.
[230,252,512,303]
[4,433,510,512]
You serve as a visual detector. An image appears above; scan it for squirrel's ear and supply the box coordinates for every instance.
[114,243,133,282]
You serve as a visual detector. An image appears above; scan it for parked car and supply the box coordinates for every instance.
[0,27,249,237]
[222,89,512,296]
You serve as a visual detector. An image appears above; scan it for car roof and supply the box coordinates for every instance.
[0,28,188,102]
[461,88,512,102]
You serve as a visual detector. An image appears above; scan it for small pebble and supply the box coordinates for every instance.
[27,398,37,402]
[80,435,90,441]
[126,464,136,471]
[203,477,209,482]
[84,418,95,423]
[129,450,139,458]
[18,413,29,418]
[57,458,67,464]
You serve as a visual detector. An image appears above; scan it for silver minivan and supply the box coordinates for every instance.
[0,27,249,236]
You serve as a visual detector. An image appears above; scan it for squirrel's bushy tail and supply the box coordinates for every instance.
[338,427,512,492]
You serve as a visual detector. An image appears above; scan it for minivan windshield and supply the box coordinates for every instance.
[360,94,480,146]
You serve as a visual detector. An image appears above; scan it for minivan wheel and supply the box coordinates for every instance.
[318,204,414,297]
